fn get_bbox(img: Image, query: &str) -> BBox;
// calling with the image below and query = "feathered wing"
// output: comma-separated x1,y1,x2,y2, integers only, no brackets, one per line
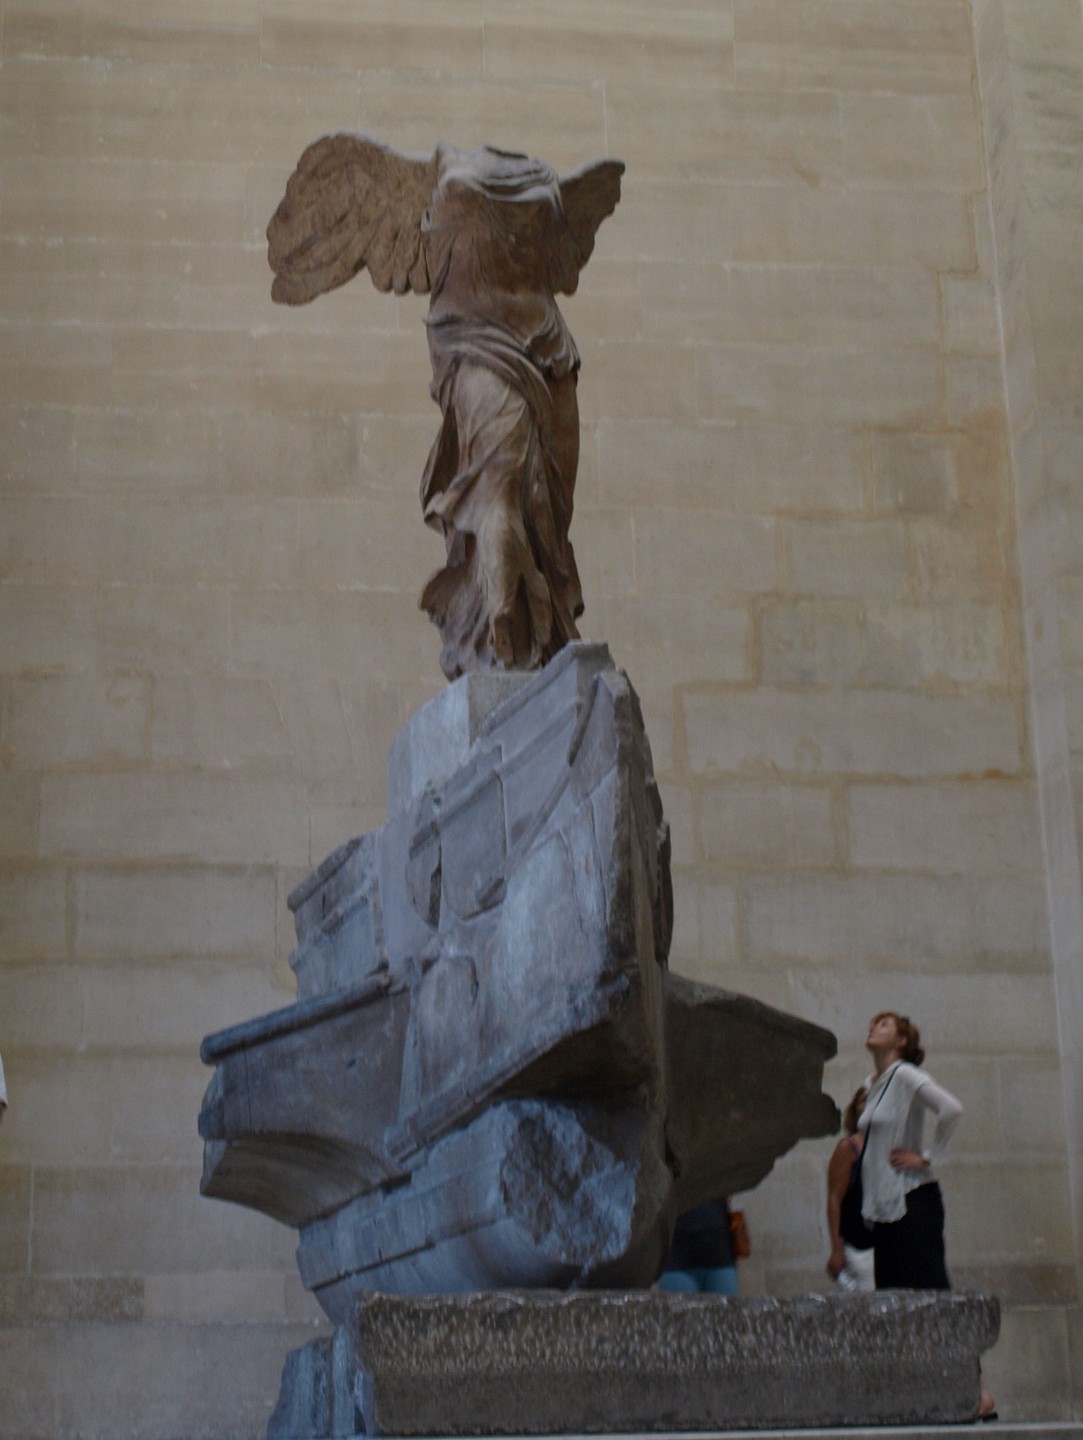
551,158,625,295
267,133,438,304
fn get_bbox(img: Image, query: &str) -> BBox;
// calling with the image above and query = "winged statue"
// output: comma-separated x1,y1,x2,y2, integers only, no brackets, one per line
268,134,624,680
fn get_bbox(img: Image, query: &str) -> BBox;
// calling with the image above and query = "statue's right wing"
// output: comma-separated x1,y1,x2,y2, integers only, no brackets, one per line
550,158,625,295
267,133,438,304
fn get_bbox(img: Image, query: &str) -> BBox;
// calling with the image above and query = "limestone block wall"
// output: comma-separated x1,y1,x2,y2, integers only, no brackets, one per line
972,1,1083,1391
0,0,1077,1431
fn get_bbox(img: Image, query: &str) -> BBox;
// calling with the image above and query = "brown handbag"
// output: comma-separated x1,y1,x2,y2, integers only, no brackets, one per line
729,1207,751,1260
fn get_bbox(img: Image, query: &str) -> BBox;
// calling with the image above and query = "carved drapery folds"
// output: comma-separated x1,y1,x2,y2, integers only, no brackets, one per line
268,135,624,679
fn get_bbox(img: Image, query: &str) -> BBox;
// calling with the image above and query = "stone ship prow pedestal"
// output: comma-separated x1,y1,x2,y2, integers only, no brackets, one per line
198,643,997,1433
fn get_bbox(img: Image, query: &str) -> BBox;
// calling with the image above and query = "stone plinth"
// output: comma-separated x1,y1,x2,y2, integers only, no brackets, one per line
344,1290,1000,1436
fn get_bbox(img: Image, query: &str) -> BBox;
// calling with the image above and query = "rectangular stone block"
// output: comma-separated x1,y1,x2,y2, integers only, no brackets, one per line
0,320,112,405
759,599,865,687
0,404,77,487
202,407,426,501
0,584,97,671
784,518,910,600
97,583,232,673
0,57,360,166
0,865,68,961
0,1167,31,1273
872,432,958,515
696,343,940,427
668,872,739,971
151,676,292,769
578,338,698,422
67,405,299,498
269,679,358,785
947,354,1009,426
861,603,1010,688
734,0,974,95
635,512,776,599
731,184,974,268
0,1054,115,1165
0,1325,58,1436
349,1290,998,1433
789,967,1061,1059
1005,0,1083,153
747,872,1048,971
307,787,388,869
927,1056,1004,1157
108,1056,212,1165
0,1276,142,1326
596,419,866,515
3,0,260,64
999,1056,1077,1154
949,1162,1075,1268
0,157,248,244
682,688,1022,779
351,76,606,165
589,597,749,691
0,775,40,860
910,519,1008,602
562,259,642,346
483,1,732,85
74,866,277,961
253,331,432,420
0,237,289,334
839,93,985,187
53,1320,321,1440
942,274,1003,355
295,495,447,595
111,327,423,416
656,780,696,867
645,262,939,350
260,0,482,76
4,674,149,768
79,959,291,1055
39,773,310,866
949,1261,1078,1307
1,494,282,587
32,1165,297,1276
699,782,836,869
602,180,733,267
231,590,437,688
0,964,84,1053
609,84,842,185
982,1302,1074,1421
849,781,1042,874
1020,143,1083,255
142,1269,301,1324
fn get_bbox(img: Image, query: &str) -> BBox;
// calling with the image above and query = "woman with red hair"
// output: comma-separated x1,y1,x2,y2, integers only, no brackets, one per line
857,1011,995,1419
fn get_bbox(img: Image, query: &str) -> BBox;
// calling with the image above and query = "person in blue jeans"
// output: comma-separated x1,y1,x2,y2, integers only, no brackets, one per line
658,1196,738,1294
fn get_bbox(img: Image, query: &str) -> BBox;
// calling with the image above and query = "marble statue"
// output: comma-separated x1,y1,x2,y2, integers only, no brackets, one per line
268,135,624,680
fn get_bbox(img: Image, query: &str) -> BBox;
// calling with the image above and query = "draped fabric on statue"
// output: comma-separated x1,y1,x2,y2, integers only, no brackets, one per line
416,147,586,678
266,134,623,679
419,317,583,679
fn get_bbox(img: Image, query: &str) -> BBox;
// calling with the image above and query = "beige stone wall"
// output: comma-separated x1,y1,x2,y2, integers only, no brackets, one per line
0,0,1078,1430
971,0,1083,1404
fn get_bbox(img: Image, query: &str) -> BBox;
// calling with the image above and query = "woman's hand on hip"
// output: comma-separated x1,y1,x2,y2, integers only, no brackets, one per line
889,1148,928,1172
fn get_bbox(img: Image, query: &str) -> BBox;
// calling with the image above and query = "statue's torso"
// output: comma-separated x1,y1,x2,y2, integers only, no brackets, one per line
423,145,578,379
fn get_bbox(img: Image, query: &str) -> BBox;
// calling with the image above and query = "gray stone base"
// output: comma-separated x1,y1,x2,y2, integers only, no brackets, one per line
269,1289,1001,1437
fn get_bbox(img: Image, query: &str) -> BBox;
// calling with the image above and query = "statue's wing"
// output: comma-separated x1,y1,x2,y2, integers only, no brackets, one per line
267,133,438,304
552,158,625,295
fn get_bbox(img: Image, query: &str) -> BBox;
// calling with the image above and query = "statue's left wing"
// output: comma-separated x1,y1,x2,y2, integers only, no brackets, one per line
268,133,438,304
551,158,625,295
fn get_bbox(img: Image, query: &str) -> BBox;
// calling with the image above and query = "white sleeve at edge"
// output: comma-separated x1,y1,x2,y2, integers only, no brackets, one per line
913,1073,963,1163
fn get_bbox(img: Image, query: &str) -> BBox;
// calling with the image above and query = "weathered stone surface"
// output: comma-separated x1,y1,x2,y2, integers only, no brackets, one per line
200,645,836,1310
342,1289,1001,1435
